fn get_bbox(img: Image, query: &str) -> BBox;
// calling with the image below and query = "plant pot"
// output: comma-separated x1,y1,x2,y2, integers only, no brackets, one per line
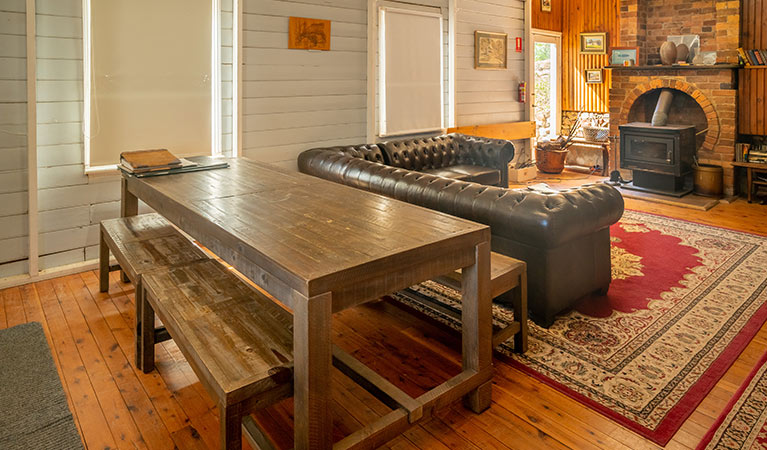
535,147,569,174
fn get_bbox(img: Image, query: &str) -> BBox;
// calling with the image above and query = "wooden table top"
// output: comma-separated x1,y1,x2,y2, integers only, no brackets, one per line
124,158,490,298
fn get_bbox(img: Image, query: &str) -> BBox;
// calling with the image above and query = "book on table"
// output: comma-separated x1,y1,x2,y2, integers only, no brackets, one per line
119,149,184,173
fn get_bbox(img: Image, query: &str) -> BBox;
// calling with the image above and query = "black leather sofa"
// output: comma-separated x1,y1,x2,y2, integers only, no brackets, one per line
298,134,624,327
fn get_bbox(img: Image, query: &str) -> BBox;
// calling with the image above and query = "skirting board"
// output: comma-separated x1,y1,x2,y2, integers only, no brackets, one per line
0,258,106,290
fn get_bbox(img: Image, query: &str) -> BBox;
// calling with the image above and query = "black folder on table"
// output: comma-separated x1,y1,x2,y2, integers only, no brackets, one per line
120,156,229,178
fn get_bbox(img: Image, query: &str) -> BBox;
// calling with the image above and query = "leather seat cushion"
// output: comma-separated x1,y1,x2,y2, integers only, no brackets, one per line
423,168,471,181
446,165,501,186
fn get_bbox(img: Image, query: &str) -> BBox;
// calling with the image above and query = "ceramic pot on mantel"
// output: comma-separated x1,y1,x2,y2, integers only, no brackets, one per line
660,41,677,65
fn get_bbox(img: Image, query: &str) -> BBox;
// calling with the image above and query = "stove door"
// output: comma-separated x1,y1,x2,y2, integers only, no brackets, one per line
620,132,680,176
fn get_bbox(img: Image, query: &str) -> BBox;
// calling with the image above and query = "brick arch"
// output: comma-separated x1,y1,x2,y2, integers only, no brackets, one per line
617,78,721,153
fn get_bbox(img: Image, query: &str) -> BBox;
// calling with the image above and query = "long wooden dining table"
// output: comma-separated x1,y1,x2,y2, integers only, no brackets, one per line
120,158,493,449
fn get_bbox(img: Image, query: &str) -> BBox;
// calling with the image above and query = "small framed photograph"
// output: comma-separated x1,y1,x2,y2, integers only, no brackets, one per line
580,32,607,54
585,69,603,84
541,0,552,12
474,31,507,70
609,46,639,66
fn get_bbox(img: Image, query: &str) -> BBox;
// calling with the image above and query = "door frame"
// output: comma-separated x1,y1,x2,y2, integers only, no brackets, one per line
528,29,562,140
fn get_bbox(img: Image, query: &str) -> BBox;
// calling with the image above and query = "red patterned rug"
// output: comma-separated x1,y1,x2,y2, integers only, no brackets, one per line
697,351,767,450
391,210,767,445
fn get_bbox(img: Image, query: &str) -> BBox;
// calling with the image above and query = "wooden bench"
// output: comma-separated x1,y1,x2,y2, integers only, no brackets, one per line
140,259,293,450
402,252,528,351
99,213,209,369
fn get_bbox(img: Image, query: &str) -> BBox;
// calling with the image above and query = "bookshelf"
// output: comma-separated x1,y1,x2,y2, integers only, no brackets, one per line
740,0,767,136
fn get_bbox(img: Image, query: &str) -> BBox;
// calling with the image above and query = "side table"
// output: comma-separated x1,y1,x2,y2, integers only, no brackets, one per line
732,161,767,203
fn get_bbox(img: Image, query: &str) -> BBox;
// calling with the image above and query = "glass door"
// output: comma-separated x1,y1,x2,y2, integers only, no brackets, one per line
531,31,561,140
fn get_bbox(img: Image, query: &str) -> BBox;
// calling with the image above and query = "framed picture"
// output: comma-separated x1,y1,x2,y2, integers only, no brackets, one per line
541,0,552,12
585,69,603,84
288,17,331,51
580,32,607,54
609,46,639,66
474,31,507,70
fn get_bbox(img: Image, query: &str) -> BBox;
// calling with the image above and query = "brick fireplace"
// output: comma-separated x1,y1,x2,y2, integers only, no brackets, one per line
610,0,740,195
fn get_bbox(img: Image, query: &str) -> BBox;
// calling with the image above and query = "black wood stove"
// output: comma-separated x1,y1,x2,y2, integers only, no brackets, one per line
619,122,696,197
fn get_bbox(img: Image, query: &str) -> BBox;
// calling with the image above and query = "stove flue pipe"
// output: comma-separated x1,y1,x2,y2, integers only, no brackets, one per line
651,89,674,126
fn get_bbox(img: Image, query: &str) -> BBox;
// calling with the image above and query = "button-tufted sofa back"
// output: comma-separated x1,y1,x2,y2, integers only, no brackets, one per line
383,135,461,170
381,134,514,175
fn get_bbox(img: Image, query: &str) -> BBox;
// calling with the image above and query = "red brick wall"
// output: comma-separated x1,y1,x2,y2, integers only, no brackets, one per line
619,0,739,65
609,68,737,194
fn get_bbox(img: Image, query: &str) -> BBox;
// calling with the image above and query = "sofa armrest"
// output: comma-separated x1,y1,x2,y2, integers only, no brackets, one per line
454,134,515,186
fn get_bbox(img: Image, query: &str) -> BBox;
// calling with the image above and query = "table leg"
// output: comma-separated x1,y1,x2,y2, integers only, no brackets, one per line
461,241,492,413
293,291,333,450
512,270,528,353
120,177,138,282
219,401,243,450
747,168,753,203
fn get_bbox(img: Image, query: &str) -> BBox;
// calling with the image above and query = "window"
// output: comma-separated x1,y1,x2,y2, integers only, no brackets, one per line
378,6,444,137
83,0,226,171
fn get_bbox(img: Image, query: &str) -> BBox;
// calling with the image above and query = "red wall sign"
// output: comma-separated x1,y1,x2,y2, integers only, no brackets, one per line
515,37,523,52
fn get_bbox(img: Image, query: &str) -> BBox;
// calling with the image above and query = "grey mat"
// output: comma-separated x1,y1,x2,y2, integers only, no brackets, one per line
0,322,83,450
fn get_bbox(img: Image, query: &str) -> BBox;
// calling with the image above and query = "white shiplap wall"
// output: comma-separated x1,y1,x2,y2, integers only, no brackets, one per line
1,0,528,280
455,0,526,126
34,0,123,270
240,0,527,168
240,0,368,169
0,1,29,278
222,0,234,156
0,0,236,280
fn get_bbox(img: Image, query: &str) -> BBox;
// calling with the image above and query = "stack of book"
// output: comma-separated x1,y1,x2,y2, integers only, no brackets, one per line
119,149,185,174
737,48,767,66
737,142,767,163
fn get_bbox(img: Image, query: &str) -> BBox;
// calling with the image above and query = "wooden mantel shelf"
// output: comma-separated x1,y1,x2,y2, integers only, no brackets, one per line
607,65,741,70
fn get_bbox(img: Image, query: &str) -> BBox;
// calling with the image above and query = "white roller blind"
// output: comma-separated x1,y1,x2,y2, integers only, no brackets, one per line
380,8,443,137
87,0,212,168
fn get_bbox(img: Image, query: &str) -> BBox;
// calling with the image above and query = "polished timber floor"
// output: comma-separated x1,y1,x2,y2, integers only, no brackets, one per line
1,173,765,450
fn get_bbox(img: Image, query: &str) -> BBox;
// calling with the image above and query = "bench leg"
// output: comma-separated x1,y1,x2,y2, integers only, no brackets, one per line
139,281,155,373
219,401,243,450
120,178,137,283
99,228,110,293
512,271,528,353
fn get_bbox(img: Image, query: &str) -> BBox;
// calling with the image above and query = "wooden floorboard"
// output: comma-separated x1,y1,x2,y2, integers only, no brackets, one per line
2,173,766,449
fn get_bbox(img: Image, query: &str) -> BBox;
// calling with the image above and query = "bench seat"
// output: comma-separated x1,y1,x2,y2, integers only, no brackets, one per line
140,259,294,450
402,252,528,351
99,213,209,369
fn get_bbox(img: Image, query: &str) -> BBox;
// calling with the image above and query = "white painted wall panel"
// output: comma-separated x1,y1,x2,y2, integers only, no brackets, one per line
0,4,27,277
455,0,526,126
241,0,368,166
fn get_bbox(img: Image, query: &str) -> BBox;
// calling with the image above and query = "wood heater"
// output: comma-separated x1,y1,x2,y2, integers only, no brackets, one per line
619,122,696,197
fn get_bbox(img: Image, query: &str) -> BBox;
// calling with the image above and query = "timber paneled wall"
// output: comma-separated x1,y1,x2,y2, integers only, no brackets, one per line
455,0,526,126
240,0,368,170
222,0,234,156
34,0,124,271
561,0,619,113
739,0,767,136
0,0,28,278
0,0,234,280
531,0,563,32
